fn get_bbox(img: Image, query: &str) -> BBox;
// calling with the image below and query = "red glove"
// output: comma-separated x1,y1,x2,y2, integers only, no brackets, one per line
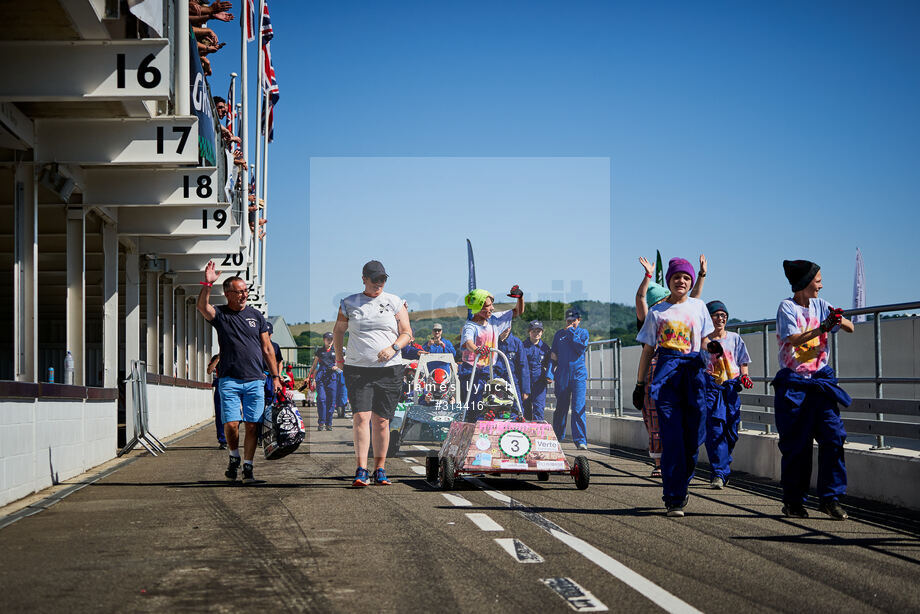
475,345,491,359
820,308,844,332
507,284,523,298
740,374,754,389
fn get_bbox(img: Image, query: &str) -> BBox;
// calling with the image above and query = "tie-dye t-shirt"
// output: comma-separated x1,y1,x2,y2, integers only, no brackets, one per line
776,297,837,376
637,298,714,354
461,310,514,367
701,331,751,385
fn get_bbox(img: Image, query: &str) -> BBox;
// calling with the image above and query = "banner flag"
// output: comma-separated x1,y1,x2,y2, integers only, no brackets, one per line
853,248,867,323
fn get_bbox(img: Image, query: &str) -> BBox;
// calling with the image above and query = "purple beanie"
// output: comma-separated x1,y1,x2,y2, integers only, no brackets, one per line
665,257,696,287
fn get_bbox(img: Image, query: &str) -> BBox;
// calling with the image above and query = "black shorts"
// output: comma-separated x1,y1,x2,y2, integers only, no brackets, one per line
343,364,403,421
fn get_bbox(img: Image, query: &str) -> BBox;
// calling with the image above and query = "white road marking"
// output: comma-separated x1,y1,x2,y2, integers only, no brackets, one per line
541,577,608,611
412,445,431,451
467,478,703,614
409,465,427,475
402,457,417,464
465,513,504,531
442,493,472,507
495,538,544,563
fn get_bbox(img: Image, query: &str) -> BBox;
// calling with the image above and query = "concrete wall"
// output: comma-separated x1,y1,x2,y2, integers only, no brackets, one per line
0,398,117,508
146,383,213,437
546,409,920,510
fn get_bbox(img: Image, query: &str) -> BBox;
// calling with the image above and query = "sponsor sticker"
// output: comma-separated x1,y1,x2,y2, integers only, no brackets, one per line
536,460,566,471
472,453,492,467
475,434,491,451
500,460,528,470
533,438,559,452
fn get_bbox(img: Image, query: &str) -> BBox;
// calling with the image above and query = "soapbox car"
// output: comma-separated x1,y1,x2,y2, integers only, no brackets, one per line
387,353,465,457
424,348,589,490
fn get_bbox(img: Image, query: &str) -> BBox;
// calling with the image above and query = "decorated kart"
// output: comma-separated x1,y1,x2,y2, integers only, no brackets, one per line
424,348,589,490
387,353,465,457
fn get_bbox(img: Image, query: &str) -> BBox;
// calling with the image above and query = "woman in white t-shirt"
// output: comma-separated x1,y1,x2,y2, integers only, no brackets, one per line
333,260,412,487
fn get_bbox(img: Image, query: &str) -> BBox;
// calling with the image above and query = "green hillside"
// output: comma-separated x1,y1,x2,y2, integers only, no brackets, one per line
293,299,640,363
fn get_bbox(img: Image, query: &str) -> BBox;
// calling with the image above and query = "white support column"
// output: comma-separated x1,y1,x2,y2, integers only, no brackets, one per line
175,0,190,116
144,257,164,374
66,206,85,385
102,221,119,388
240,4,251,250
124,251,140,438
186,299,197,380
13,162,37,382
161,273,175,376
175,289,186,379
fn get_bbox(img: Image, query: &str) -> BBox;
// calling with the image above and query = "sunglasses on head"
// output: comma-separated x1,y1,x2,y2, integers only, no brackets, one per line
370,275,388,284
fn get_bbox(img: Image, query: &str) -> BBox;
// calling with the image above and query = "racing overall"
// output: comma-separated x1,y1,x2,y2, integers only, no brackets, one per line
522,339,552,421
422,338,456,374
314,346,338,427
335,370,349,412
494,332,531,407
704,375,742,482
551,326,589,446
772,366,850,505
650,348,708,508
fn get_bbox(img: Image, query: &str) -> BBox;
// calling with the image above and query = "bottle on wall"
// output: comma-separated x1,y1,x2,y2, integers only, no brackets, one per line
64,351,74,385
48,366,54,383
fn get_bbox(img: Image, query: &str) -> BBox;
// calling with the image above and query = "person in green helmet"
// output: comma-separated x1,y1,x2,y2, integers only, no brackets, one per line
459,285,524,411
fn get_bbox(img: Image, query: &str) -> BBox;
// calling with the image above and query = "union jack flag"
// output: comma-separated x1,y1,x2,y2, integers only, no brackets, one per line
261,1,273,42
226,80,237,150
246,0,256,42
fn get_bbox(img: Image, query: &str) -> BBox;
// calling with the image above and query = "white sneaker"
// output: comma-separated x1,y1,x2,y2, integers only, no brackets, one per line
575,443,588,450
710,477,725,490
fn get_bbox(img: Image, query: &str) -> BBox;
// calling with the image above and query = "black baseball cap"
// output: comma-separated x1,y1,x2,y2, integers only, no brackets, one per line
362,260,388,280
323,332,333,340
565,309,581,321
529,320,544,330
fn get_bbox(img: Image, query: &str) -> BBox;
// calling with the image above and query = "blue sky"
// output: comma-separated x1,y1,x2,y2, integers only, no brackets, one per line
209,1,919,323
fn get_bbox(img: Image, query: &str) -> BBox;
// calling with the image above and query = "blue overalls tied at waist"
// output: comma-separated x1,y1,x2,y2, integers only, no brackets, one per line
706,376,742,426
772,366,851,412
649,349,706,408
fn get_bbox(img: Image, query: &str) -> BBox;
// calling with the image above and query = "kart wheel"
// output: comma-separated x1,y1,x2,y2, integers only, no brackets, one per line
386,430,401,458
537,472,550,482
439,457,456,490
425,455,439,482
572,455,590,490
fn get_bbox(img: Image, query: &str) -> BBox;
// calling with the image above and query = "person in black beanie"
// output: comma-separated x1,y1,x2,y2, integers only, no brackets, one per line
773,259,854,520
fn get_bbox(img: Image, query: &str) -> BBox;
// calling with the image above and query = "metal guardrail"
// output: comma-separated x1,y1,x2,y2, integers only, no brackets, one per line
118,361,167,457
585,338,623,417
725,300,920,448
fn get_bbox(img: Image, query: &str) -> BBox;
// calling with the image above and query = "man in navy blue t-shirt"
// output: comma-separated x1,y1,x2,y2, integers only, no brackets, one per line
198,261,282,484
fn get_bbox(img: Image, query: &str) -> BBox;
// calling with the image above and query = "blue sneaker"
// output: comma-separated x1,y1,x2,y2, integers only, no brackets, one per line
373,468,391,486
352,467,370,487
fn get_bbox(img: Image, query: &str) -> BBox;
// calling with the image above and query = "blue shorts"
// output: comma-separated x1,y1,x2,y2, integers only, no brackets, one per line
218,377,265,423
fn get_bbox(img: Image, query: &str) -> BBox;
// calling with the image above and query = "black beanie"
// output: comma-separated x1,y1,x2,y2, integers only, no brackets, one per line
783,260,820,292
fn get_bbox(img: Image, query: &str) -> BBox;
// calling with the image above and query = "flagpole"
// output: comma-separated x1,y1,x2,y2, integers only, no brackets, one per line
240,2,250,251
251,0,265,287
260,86,270,307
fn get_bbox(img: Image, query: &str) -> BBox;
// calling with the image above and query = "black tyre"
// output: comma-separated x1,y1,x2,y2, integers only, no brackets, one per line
573,455,590,490
425,455,439,482
537,472,550,482
386,430,401,458
439,456,456,490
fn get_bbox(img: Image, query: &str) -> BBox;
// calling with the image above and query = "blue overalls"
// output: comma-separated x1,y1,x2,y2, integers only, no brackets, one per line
335,370,348,410
212,372,226,445
704,375,742,482
650,348,708,508
315,347,338,427
772,366,851,505
551,327,589,446
522,339,552,421
494,333,531,407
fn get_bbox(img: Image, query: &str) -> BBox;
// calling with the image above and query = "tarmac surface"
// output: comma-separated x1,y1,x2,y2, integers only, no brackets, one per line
2,407,920,613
